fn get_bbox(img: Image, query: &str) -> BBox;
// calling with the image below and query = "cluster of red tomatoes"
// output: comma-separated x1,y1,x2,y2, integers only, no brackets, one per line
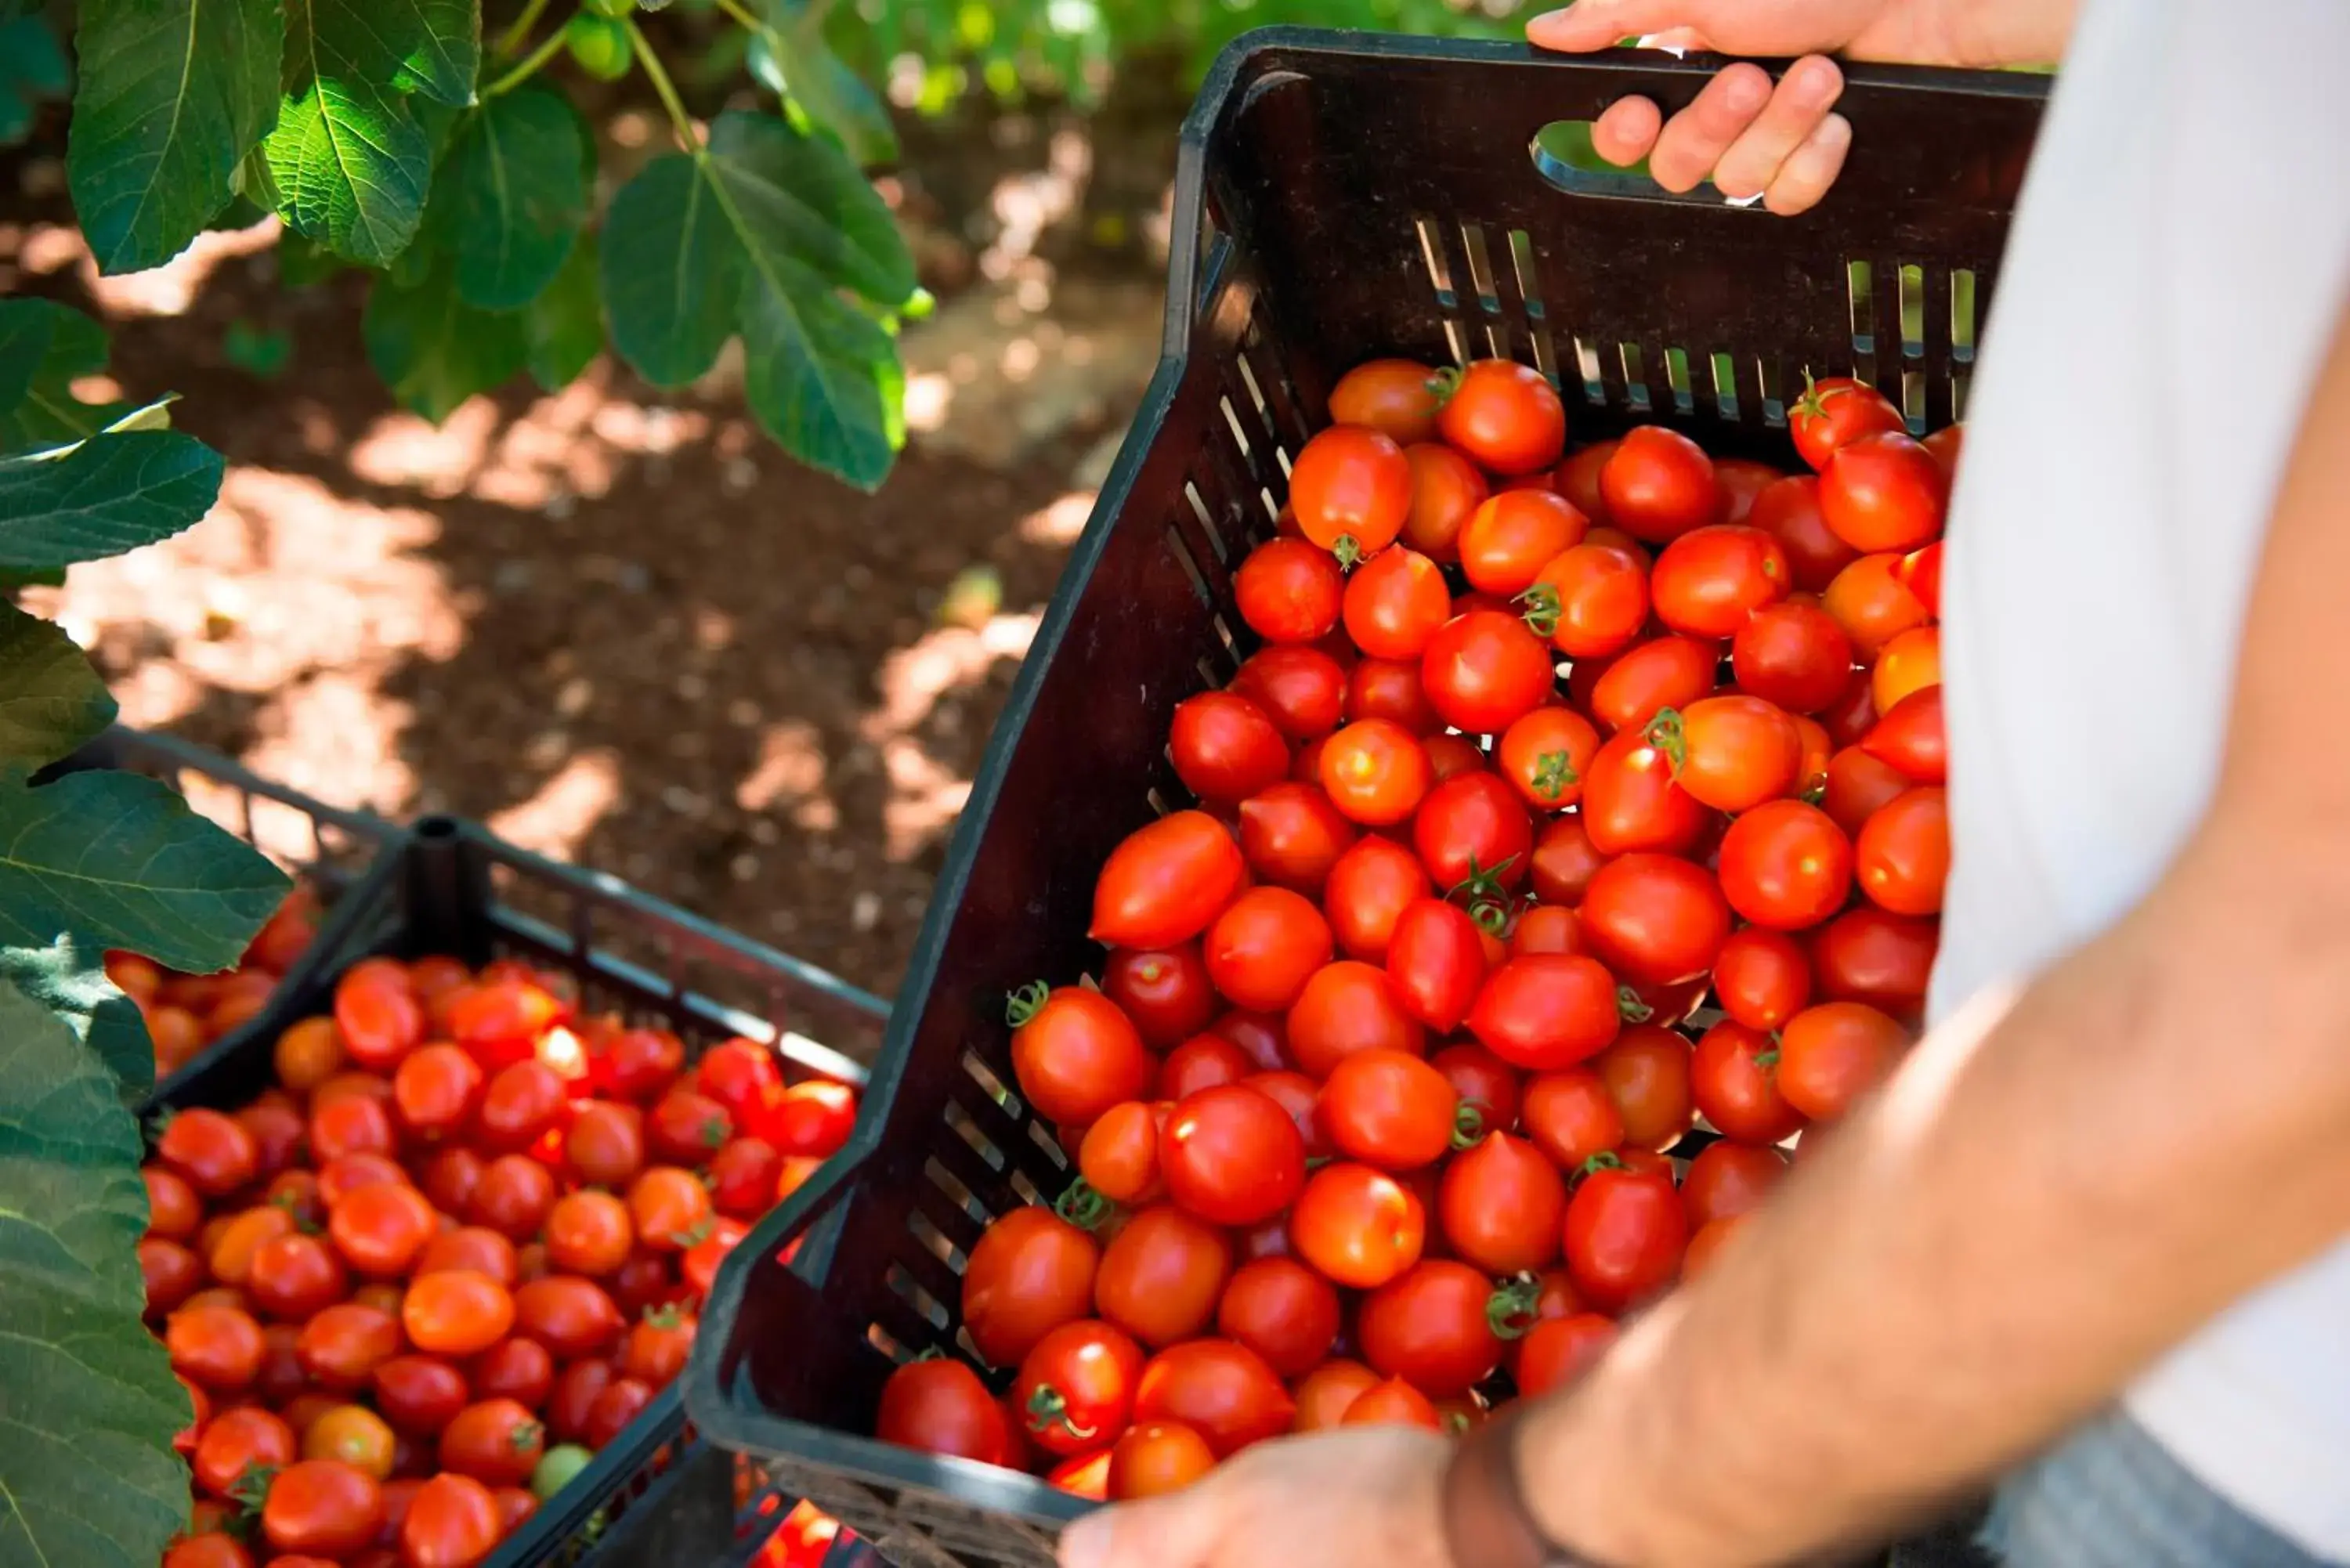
144,954,859,1568
870,357,1951,1500
114,888,324,1075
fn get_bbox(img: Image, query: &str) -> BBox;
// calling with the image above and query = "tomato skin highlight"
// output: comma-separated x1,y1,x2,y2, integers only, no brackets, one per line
1856,787,1950,916
1712,927,1813,1031
1716,800,1855,932
1318,718,1434,827
1436,360,1566,476
1161,1085,1307,1227
1289,1162,1426,1289
1012,1320,1146,1458
1420,610,1556,735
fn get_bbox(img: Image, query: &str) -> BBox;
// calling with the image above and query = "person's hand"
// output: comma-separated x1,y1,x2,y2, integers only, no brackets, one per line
1525,1,1990,215
1057,1427,1455,1568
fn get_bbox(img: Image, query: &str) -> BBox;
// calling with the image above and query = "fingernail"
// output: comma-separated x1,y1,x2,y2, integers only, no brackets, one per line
1061,1512,1112,1568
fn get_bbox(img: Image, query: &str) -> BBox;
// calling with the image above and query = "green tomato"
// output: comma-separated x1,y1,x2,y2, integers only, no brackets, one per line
533,1443,596,1501
584,0,635,16
564,12,633,80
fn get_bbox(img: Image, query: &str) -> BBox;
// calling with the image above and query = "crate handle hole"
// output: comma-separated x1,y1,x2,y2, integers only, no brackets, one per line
414,815,462,842
1530,121,1744,208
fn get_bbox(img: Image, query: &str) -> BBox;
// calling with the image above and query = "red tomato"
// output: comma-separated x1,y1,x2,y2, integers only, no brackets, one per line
1331,359,1441,444
262,1461,383,1558
1465,955,1621,1070
1822,744,1915,837
759,1079,857,1160
544,1359,614,1444
1292,1359,1383,1433
1094,1205,1231,1348
1170,691,1290,805
158,1108,260,1198
696,1039,784,1126
1211,1009,1289,1074
1011,1319,1145,1458
194,1406,296,1499
1717,800,1854,931
1132,1339,1296,1456
142,1237,205,1318
1401,443,1489,560
1078,1102,1166,1205
1600,426,1719,544
1420,610,1556,735
1285,960,1424,1078
403,1270,516,1357
954,1212,1100,1363
1732,599,1856,716
1321,837,1430,961
1107,1421,1217,1501
1513,905,1582,957
1810,906,1937,1014
1515,1313,1619,1397
1161,1085,1306,1226
1435,359,1565,476
1712,927,1813,1031
1593,1026,1696,1151
372,1355,469,1436
1681,1140,1788,1229
877,1357,1012,1465
1823,552,1931,658
602,1027,685,1104
1650,524,1788,638
1690,1021,1807,1144
705,1136,783,1219
1289,1162,1424,1288
1345,656,1441,734
1580,853,1732,987
327,1180,437,1278
1089,811,1247,949
1497,706,1601,813
1203,887,1333,1013
647,1089,732,1165
1439,1132,1565,1274
1856,788,1949,915
1649,695,1802,814
1319,718,1434,826
1751,475,1859,594
1430,1042,1521,1135
335,974,423,1075
1589,635,1716,735
1564,1159,1687,1312
584,1375,654,1447
1520,1068,1626,1171
1384,898,1491,1032
1217,1257,1341,1378
1159,1033,1251,1100
1358,1259,1508,1395
1820,431,1946,553
1863,685,1947,785
1526,541,1649,660
1101,944,1217,1050
1791,374,1904,471
1235,537,1343,645
1290,426,1412,563
511,1277,625,1360
1459,491,1588,597
1318,1050,1459,1171
1529,815,1610,903
314,1150,403,1209
1553,440,1615,518
475,1060,566,1153
1412,771,1535,907
1008,986,1153,1128
1777,1002,1911,1122
1236,783,1358,894
1343,546,1453,659
1341,1376,1442,1430
1244,1069,1329,1159
1713,457,1782,523
1231,645,1347,740
470,1154,556,1242
1893,538,1944,617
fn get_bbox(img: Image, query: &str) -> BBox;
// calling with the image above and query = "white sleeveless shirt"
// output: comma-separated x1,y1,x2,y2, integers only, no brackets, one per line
1925,0,2350,1555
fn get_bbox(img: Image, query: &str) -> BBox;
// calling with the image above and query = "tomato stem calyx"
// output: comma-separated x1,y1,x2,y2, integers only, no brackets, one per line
1332,534,1365,571
1531,750,1578,800
1004,981,1051,1029
1052,1178,1115,1233
1025,1384,1097,1440
1515,583,1562,638
1426,367,1463,408
1578,1151,1625,1181
1615,986,1654,1024
1452,1100,1488,1150
1643,706,1688,771
1487,1276,1542,1340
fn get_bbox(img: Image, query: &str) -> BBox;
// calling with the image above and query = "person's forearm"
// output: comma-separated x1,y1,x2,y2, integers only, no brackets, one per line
1930,0,2079,67
1515,826,2350,1567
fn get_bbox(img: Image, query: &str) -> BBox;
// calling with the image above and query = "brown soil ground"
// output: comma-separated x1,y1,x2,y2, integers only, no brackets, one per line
6,88,1180,1017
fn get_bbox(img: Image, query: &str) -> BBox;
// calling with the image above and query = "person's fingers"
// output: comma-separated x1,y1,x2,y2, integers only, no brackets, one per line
1646,62,1773,193
1763,111,1853,215
1711,56,1846,200
1526,0,1702,53
1059,1486,1228,1568
1590,96,1665,167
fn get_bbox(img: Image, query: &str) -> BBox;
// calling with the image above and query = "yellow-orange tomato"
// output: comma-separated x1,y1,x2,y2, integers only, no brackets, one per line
1871,624,1941,715
273,1016,346,1097
1821,553,1929,659
302,1404,397,1480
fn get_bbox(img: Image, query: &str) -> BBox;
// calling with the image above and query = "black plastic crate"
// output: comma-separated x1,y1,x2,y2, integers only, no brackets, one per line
153,817,889,1568
687,28,2045,1568
49,725,407,1101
